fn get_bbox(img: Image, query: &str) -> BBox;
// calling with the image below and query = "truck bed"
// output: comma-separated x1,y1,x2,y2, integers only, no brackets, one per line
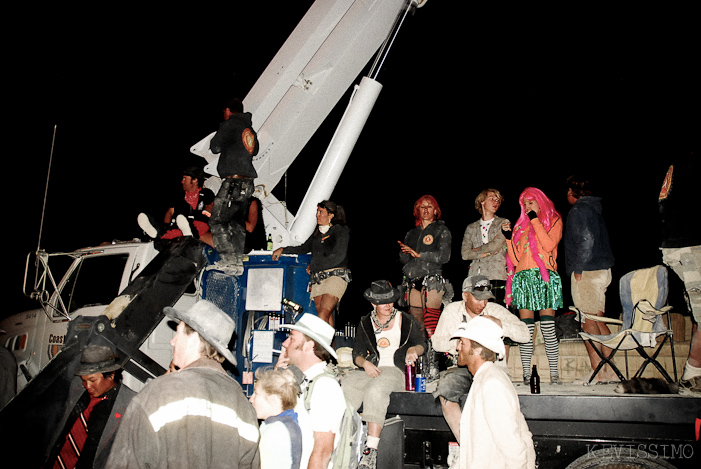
382,381,701,468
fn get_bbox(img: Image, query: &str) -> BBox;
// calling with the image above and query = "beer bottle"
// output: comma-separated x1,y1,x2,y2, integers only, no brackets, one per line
530,365,540,394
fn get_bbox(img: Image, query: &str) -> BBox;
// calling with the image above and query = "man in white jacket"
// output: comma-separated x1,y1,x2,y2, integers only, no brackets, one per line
432,275,529,440
454,317,536,469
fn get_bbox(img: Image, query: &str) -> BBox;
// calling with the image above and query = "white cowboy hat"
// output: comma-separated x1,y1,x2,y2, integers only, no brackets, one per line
452,316,505,359
280,313,337,359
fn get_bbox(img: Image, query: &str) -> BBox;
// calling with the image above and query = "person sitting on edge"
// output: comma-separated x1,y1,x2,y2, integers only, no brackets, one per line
138,165,215,246
342,280,426,469
431,275,529,442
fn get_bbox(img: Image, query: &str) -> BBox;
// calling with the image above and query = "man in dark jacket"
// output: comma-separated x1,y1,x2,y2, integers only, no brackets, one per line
46,344,136,468
105,300,260,468
564,175,617,383
209,98,260,275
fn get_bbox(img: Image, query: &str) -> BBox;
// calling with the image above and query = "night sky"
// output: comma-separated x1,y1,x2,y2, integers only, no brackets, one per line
10,3,697,324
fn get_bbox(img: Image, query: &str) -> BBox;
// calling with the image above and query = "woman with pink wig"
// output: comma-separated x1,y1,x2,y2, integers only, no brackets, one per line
502,187,564,385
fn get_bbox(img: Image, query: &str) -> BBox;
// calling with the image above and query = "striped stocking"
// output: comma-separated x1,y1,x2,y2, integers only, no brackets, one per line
520,319,535,379
424,307,441,338
540,315,560,379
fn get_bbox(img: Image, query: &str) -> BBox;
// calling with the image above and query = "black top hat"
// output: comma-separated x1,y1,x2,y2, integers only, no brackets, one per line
363,280,401,305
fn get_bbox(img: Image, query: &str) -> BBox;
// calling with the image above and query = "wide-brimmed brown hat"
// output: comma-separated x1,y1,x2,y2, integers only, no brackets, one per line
74,344,121,376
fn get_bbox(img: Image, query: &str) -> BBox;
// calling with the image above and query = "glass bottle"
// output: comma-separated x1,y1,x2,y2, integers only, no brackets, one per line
530,365,540,394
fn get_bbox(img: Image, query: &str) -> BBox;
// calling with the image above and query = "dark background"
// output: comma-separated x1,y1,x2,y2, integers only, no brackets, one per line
9,3,697,326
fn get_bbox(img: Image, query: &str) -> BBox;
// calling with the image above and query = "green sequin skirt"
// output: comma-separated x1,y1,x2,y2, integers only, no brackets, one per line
511,268,563,311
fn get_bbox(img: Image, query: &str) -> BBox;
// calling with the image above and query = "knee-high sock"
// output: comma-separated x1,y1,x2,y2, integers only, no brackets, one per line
520,319,535,378
540,315,560,377
424,307,441,338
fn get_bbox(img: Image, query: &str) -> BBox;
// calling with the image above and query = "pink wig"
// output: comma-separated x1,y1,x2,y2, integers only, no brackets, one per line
412,195,442,226
505,187,561,306
515,187,560,232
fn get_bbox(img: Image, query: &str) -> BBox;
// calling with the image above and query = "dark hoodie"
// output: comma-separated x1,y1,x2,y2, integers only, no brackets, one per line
210,111,259,178
564,196,615,275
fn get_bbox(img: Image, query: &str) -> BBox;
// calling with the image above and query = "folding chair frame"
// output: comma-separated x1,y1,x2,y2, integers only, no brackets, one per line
577,300,678,385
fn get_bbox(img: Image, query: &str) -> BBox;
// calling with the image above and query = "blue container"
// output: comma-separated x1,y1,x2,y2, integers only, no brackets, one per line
415,375,426,393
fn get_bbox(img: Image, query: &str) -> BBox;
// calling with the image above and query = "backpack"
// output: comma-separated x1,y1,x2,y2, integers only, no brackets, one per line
304,369,366,469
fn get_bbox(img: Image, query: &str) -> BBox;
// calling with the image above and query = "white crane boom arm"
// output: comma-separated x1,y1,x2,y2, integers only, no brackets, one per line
190,0,424,246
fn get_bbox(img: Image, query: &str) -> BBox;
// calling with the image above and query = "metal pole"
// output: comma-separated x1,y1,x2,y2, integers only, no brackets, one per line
37,125,57,252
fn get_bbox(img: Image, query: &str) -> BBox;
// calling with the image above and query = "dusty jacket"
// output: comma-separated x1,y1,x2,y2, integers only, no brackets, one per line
564,196,614,275
353,311,427,370
461,216,509,281
105,358,260,468
400,220,452,278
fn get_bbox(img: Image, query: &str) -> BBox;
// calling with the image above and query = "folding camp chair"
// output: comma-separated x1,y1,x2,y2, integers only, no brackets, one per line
573,265,677,384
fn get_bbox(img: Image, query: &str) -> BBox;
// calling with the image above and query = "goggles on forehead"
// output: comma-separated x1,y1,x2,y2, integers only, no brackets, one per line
472,283,492,292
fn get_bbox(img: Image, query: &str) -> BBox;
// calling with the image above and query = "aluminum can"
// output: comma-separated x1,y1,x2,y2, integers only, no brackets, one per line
415,375,426,392
405,364,415,391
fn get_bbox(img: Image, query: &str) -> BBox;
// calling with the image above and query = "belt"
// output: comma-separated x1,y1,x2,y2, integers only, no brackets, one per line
311,268,352,285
